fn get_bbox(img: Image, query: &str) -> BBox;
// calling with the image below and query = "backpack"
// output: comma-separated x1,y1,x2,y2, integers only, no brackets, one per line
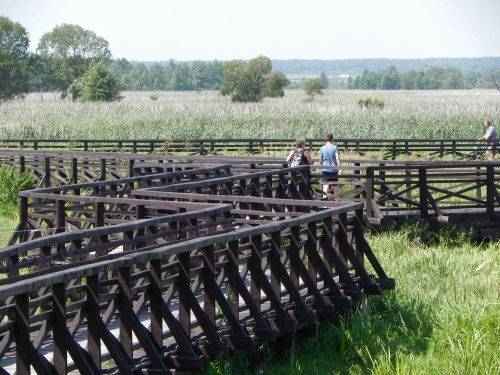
290,149,307,167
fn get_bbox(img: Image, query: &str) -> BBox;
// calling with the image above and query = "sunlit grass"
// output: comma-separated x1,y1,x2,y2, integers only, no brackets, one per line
0,90,497,141
0,216,17,247
257,223,500,374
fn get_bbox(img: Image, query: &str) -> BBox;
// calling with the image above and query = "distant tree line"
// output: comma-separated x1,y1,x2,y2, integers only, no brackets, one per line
2,15,500,104
344,65,500,90
271,57,500,76
112,62,500,91
108,59,224,91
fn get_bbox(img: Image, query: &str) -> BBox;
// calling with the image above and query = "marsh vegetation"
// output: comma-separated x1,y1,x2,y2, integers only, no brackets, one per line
0,89,498,141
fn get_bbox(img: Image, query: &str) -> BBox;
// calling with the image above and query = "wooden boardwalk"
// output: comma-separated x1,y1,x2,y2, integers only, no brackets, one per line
3,148,500,374
0,266,335,374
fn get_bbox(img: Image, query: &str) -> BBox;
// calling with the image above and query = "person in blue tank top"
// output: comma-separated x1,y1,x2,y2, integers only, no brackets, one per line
319,133,342,199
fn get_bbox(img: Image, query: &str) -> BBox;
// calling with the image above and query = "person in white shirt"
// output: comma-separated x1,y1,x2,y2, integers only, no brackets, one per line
478,120,497,160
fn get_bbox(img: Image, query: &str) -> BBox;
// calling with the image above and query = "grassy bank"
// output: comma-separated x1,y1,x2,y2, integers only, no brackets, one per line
204,223,500,374
0,90,498,140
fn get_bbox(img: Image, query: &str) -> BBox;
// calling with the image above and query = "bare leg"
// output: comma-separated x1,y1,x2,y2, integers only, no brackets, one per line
322,183,329,197
332,184,340,199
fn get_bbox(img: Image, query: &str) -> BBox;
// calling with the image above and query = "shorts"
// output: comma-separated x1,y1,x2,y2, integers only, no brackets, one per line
322,170,338,183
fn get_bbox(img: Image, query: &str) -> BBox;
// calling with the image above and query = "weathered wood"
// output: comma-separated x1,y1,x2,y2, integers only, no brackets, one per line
0,138,490,160
0,153,403,374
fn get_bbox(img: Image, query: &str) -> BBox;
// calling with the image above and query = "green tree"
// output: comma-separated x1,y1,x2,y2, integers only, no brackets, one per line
0,16,30,102
476,68,500,89
319,72,330,89
108,58,133,88
124,63,149,90
190,60,206,92
423,64,445,89
463,70,480,89
68,61,123,102
359,69,380,89
402,69,424,90
220,55,289,102
203,60,224,90
303,78,323,99
28,54,57,100
263,72,289,98
169,63,191,90
148,63,166,90
38,24,111,93
442,67,464,89
380,65,401,90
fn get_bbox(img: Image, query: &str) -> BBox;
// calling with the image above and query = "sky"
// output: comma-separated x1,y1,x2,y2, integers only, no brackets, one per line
1,0,500,61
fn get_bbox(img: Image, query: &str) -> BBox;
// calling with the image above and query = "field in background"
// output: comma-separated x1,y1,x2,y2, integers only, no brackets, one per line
0,90,498,141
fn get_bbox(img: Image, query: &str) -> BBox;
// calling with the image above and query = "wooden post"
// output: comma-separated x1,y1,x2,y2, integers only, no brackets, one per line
129,159,135,178
178,250,191,339
250,234,263,309
337,213,349,284
270,231,281,304
228,240,240,319
307,221,318,295
72,157,78,185
487,165,494,215
52,282,67,374
15,292,30,375
149,259,164,353
289,226,300,290
419,168,428,218
322,216,334,275
99,159,106,181
87,273,101,373
118,266,133,365
95,202,107,257
45,156,51,187
366,169,374,218
56,200,65,253
19,196,28,243
203,244,216,326
354,208,365,267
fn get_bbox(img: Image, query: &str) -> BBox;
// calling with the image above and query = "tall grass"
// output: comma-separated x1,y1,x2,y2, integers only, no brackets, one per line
0,165,36,218
232,222,500,374
0,90,498,140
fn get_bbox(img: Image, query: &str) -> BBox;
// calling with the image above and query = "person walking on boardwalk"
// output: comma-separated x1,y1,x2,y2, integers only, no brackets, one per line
478,120,497,160
287,139,314,167
287,139,314,200
319,133,341,199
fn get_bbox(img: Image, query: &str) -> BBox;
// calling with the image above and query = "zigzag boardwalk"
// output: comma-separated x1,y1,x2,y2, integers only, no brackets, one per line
0,156,393,374
2,147,500,373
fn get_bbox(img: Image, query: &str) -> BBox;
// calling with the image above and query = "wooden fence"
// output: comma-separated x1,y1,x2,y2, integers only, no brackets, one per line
0,173,393,373
0,138,489,160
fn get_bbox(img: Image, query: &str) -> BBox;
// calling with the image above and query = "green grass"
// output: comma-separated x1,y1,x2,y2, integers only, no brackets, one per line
0,90,497,141
0,216,18,247
253,223,500,375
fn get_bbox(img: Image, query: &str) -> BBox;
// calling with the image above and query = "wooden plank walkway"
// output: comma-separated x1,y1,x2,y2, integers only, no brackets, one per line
0,267,318,374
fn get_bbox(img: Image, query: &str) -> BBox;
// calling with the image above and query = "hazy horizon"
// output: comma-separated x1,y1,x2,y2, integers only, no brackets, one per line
2,0,500,61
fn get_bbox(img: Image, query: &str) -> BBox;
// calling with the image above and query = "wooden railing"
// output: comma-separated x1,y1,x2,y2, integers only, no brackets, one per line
0,201,393,374
0,151,397,374
6,150,499,228
0,138,489,160
9,164,233,246
312,162,500,220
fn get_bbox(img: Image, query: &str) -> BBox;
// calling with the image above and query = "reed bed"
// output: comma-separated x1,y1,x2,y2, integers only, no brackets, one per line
1,90,499,141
